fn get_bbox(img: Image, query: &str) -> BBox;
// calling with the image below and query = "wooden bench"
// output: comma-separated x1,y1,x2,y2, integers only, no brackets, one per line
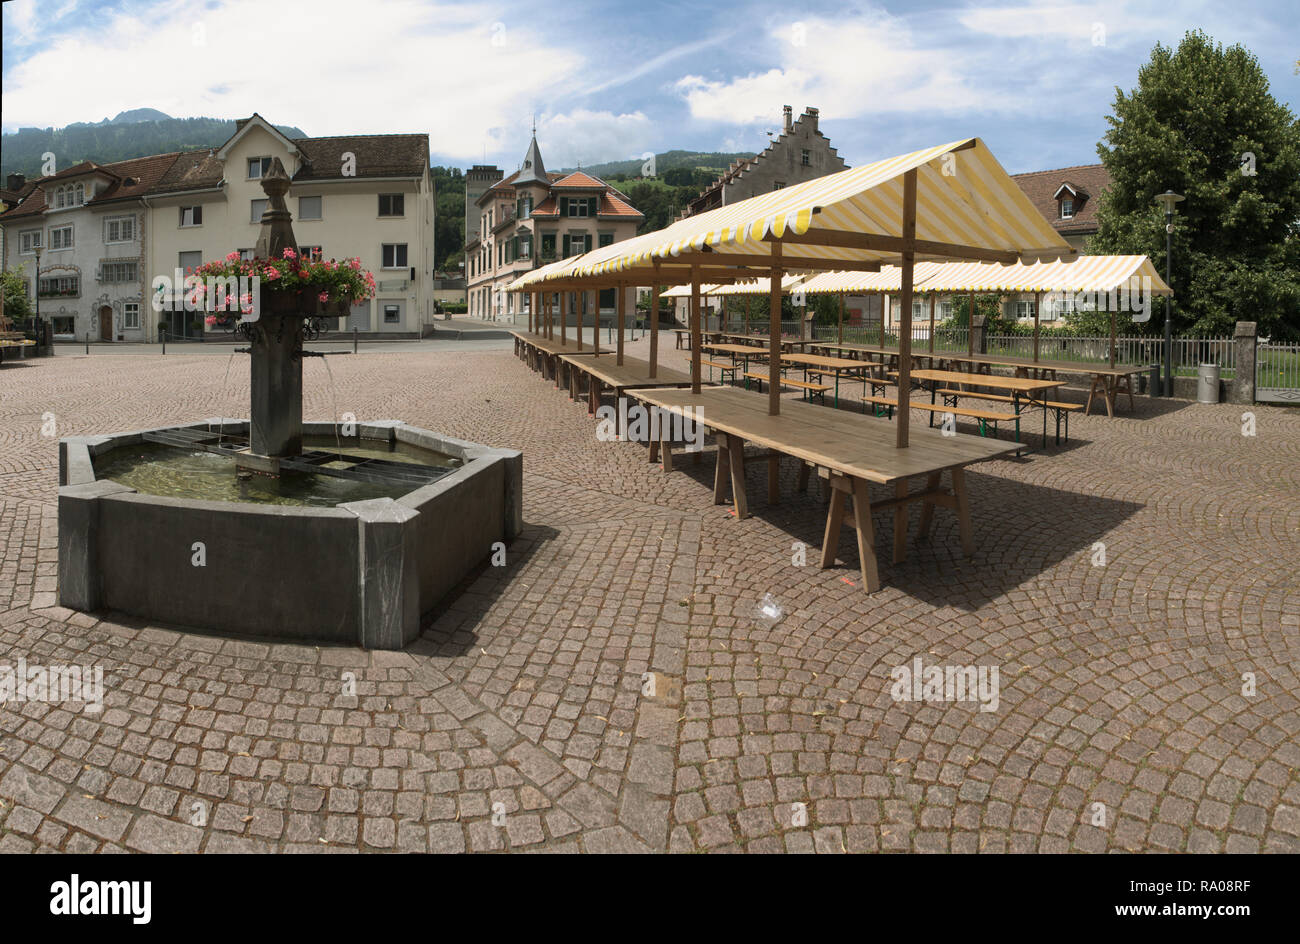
863,394,1008,438
744,371,832,403
702,359,739,383
935,388,1082,444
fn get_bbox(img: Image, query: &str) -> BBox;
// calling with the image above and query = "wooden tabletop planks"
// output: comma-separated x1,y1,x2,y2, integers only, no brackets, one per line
628,386,1016,484
903,368,1066,393
511,331,601,357
559,353,696,389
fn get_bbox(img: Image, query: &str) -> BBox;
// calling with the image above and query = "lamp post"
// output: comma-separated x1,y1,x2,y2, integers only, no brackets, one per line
33,246,43,354
1154,190,1184,396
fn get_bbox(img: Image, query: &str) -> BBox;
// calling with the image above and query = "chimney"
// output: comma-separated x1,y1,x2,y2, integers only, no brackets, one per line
782,105,793,134
7,173,25,191
803,107,819,134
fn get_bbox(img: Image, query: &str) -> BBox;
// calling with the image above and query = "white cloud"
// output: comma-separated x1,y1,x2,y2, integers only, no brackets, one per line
536,110,655,169
675,12,987,126
0,0,582,161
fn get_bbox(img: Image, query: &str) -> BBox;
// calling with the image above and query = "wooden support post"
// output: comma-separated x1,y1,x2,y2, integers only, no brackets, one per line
880,292,886,347
592,290,599,357
769,244,783,416
950,467,975,556
690,266,702,394
576,292,583,351
767,454,780,505
1033,290,1041,363
967,292,975,358
713,436,730,503
892,480,908,564
838,292,845,345
916,471,943,539
726,433,748,518
896,167,917,450
929,294,936,355
1109,308,1117,369
851,477,881,592
649,277,660,379
820,488,846,569
797,461,811,493
560,292,567,346
616,283,625,366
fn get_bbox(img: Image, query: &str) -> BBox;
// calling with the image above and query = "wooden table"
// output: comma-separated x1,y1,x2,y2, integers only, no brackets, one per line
702,342,771,376
895,368,1066,445
628,386,1017,593
720,333,819,352
779,353,882,407
808,342,946,371
511,331,599,385
559,353,698,418
936,353,1142,417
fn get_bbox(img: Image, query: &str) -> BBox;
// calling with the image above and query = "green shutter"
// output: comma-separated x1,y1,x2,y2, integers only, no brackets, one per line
562,234,570,256
589,197,598,217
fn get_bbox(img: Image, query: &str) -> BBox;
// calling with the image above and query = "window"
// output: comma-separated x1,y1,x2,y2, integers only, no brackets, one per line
562,234,588,256
541,234,556,258
250,199,267,223
123,302,140,329
1015,300,1037,320
599,288,615,309
298,246,322,261
52,316,75,336
19,230,41,253
238,248,255,261
519,236,531,258
378,194,404,217
39,276,79,296
298,196,322,220
561,196,593,218
381,243,408,268
75,183,84,205
1060,198,1074,219
49,225,73,249
100,261,139,283
180,205,203,227
599,233,614,248
801,149,810,166
248,157,272,178
178,251,203,275
383,304,401,324
773,181,785,191
104,215,135,242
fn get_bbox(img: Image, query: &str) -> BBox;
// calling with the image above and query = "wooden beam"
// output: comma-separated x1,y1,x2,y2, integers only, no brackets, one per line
616,282,625,366
929,293,936,355
896,167,917,450
560,291,567,346
649,268,660,379
675,249,883,272
778,230,1019,265
769,241,783,417
838,291,844,346
690,266,702,394
1033,290,1041,363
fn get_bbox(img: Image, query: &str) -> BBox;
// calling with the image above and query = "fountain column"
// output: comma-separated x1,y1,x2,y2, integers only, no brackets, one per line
248,158,303,460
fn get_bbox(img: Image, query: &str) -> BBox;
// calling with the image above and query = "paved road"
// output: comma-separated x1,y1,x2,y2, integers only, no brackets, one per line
2,337,1298,853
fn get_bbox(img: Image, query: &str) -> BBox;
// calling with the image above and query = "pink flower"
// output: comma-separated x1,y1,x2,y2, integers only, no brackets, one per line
283,248,297,260
266,269,281,280
225,251,239,262
205,315,218,326
318,292,329,302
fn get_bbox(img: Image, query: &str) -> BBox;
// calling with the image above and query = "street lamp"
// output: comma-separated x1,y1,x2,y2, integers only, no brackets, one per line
33,246,43,354
1154,190,1184,396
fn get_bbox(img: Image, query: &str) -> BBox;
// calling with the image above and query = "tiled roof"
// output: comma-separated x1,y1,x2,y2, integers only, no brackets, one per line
530,197,559,217
1011,163,1110,235
293,133,427,180
552,171,605,189
597,193,643,219
0,152,185,219
152,149,224,195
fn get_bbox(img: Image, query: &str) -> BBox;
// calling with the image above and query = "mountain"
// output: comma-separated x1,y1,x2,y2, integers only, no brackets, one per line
556,149,753,181
1,114,308,179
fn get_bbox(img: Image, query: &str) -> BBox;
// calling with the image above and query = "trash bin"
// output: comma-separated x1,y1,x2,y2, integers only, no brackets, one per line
1197,363,1220,403
1148,365,1162,398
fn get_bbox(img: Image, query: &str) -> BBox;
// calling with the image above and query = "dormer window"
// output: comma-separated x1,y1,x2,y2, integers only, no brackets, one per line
1060,198,1074,219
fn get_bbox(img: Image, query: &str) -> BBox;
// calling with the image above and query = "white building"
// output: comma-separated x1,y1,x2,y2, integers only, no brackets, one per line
1,114,436,341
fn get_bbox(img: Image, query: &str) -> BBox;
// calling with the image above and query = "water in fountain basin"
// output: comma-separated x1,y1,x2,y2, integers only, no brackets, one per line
93,436,460,507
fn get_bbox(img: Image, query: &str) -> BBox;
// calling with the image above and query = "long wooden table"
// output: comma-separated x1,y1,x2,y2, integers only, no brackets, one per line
895,368,1067,445
512,331,599,385
628,386,1017,592
778,353,881,406
938,353,1142,417
720,332,819,351
558,353,698,417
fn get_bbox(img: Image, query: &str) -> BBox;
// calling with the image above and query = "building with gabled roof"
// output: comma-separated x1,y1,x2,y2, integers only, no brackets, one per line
466,132,643,323
1010,163,1111,252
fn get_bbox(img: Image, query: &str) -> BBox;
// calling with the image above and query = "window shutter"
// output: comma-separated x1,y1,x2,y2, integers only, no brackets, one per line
562,234,570,256
589,197,598,217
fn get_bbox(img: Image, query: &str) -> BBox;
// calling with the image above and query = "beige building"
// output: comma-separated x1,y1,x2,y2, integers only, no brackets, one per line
0,114,436,341
466,134,643,323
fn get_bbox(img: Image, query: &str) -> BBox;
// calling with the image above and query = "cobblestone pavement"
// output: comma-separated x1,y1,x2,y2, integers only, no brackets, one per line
2,335,1298,853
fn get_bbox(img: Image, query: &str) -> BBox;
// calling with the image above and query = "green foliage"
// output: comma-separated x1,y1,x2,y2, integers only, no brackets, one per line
1,265,34,324
1091,30,1300,339
431,165,465,273
1,115,305,179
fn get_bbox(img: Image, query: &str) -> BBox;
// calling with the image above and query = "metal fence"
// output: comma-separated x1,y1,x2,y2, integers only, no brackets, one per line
1256,341,1300,402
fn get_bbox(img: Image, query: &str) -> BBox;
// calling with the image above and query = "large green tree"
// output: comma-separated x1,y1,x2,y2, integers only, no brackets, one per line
1091,31,1300,339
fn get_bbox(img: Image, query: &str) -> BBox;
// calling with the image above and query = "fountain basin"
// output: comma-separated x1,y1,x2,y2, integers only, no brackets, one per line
58,419,522,650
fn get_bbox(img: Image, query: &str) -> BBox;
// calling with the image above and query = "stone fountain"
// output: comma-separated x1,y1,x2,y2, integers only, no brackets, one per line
57,161,522,649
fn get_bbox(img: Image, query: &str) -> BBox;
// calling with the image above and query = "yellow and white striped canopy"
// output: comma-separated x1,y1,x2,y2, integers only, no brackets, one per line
661,283,724,299
565,137,1070,280
797,255,1171,296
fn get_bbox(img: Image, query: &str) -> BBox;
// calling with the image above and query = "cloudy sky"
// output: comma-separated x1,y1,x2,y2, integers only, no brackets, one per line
2,0,1296,175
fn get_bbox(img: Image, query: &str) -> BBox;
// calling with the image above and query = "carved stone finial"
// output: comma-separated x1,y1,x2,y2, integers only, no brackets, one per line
253,157,297,262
